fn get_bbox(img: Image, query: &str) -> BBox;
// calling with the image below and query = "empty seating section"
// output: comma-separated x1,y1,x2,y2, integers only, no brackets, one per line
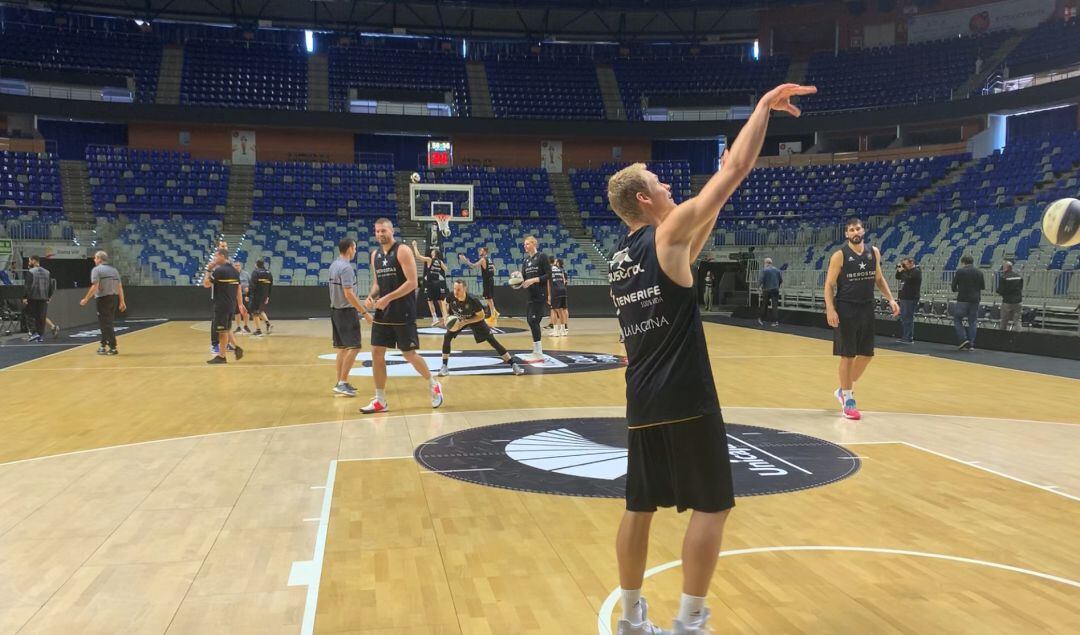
1007,17,1080,73
613,55,790,120
242,216,371,285
2,210,73,240
253,160,396,217
181,39,307,109
485,57,604,119
726,155,965,220
97,214,221,285
0,151,63,211
418,167,556,220
87,146,229,215
0,22,160,102
327,43,470,114
912,132,1080,214
801,32,1011,112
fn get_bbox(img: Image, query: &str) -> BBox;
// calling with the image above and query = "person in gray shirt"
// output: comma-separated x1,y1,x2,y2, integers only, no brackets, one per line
329,238,373,397
233,261,253,335
22,255,52,342
80,250,127,355
758,257,783,326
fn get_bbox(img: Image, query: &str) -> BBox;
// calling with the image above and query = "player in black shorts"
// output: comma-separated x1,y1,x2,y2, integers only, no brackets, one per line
414,241,449,327
361,218,443,413
437,280,524,377
824,217,899,421
606,84,817,634
549,257,569,336
248,260,273,336
517,235,551,361
202,249,247,364
459,246,500,325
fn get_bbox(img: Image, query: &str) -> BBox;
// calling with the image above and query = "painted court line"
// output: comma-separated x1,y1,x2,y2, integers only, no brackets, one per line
596,545,1080,635
727,434,813,475
290,459,338,635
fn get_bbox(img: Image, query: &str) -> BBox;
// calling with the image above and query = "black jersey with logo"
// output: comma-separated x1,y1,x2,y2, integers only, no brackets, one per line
835,242,877,304
210,263,239,311
551,264,567,295
480,257,495,285
609,226,720,427
250,267,274,299
522,251,551,302
448,292,485,319
426,257,446,286
373,242,416,323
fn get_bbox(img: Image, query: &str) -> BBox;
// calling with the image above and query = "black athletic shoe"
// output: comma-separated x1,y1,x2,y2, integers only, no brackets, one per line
51,323,60,338
253,330,263,337
97,346,108,355
243,326,252,333
958,340,970,350
107,349,119,356
207,356,227,364
233,346,244,361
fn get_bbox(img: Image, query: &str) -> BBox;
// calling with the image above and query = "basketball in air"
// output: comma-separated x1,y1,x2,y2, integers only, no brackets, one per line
441,225,452,238
508,271,524,289
444,315,460,331
1041,198,1080,247
410,172,421,183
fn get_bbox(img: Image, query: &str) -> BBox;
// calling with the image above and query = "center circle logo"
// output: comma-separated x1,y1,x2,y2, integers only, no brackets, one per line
415,418,860,497
317,350,626,377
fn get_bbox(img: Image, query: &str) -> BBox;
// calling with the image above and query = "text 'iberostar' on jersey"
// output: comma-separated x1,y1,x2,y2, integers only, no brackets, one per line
448,292,485,319
835,242,877,304
372,242,416,323
609,226,720,427
522,251,551,302
551,264,567,295
426,258,446,285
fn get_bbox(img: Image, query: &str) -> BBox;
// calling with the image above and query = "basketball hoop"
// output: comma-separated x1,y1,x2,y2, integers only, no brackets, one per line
434,213,452,237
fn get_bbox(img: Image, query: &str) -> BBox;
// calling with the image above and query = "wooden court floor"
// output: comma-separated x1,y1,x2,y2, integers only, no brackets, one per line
0,318,1077,634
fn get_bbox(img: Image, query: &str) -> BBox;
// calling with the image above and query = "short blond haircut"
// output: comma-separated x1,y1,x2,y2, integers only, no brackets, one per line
607,162,650,225
524,235,537,246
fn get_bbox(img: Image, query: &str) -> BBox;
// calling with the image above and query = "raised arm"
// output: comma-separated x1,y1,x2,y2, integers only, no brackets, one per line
458,254,481,269
411,241,432,264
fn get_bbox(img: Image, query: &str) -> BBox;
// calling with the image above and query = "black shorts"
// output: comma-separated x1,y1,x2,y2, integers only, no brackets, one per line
446,320,492,344
551,294,567,310
249,295,267,315
833,301,876,357
212,306,233,333
426,285,446,303
482,279,495,300
331,307,362,350
371,322,420,352
626,414,735,513
526,300,547,322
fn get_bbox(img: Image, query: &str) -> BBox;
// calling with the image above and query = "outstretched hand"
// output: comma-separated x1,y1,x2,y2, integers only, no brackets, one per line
759,84,817,118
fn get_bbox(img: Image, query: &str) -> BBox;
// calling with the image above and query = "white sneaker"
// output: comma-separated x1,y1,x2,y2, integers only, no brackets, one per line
522,352,546,362
332,383,357,397
672,608,710,634
360,398,389,414
430,381,444,408
616,598,669,635
834,388,845,409
511,362,524,375
437,366,449,377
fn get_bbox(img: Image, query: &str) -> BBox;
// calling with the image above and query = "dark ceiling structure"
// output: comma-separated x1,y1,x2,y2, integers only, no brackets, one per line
20,0,780,40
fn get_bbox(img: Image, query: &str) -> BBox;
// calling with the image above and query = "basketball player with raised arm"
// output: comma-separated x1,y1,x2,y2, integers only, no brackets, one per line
824,217,899,420
606,83,816,635
519,236,551,361
459,246,500,325
437,279,524,376
413,241,449,327
362,218,443,413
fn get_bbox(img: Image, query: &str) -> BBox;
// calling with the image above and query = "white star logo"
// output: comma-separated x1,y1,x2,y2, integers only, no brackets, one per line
859,262,867,270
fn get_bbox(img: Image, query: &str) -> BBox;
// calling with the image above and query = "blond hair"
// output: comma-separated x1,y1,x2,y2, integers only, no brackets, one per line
607,163,651,225
524,235,537,246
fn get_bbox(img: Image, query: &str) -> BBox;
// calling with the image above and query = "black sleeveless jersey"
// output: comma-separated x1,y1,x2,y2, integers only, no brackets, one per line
448,292,485,319
835,242,877,304
609,226,721,427
373,242,416,323
425,257,446,286
480,257,495,285
522,251,550,303
551,264,567,295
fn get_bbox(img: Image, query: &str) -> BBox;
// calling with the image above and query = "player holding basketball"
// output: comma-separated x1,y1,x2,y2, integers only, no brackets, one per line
413,241,449,327
437,280,524,377
459,246,500,325
518,236,551,361
824,217,899,420
606,83,816,634
361,218,443,413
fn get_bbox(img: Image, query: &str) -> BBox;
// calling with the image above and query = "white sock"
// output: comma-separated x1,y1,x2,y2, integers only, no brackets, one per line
533,341,542,355
842,389,854,401
375,389,386,402
429,377,437,388
677,593,706,625
620,589,642,623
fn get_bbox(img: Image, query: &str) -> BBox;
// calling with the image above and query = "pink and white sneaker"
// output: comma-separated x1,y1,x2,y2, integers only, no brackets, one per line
430,381,444,408
842,398,861,420
360,398,389,414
